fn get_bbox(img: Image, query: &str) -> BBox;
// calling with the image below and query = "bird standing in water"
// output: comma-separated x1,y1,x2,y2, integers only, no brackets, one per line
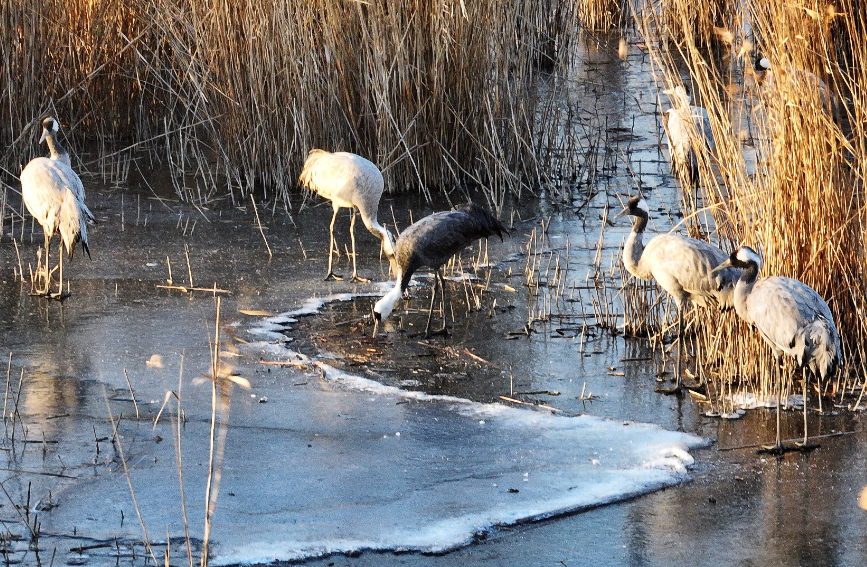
662,86,716,186
713,246,840,453
373,203,508,338
19,117,93,299
298,149,395,282
615,196,740,394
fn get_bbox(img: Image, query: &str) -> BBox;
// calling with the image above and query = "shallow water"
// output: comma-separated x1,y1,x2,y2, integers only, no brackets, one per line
0,34,865,567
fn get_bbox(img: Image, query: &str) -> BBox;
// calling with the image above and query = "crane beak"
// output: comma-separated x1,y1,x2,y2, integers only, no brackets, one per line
612,206,629,221
39,128,49,144
711,258,734,275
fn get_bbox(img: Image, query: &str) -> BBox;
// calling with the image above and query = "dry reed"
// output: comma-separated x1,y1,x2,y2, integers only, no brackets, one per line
628,0,867,411
1,0,593,207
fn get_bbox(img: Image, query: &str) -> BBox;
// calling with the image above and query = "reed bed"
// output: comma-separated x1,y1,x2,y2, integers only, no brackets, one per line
1,0,592,209
628,0,867,411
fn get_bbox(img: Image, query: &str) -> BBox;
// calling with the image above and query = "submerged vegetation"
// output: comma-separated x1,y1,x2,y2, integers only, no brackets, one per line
1,0,867,409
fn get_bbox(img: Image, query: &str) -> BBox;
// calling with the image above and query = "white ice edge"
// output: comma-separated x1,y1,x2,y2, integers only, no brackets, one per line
228,291,710,566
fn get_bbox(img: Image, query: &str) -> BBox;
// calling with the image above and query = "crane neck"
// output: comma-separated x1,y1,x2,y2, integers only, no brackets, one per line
732,261,759,323
45,134,71,167
622,212,648,278
374,278,404,321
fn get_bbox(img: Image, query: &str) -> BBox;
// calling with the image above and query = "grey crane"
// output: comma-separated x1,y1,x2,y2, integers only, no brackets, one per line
19,117,94,299
662,86,716,186
615,196,741,394
713,245,840,452
372,203,507,338
754,56,833,110
298,149,395,282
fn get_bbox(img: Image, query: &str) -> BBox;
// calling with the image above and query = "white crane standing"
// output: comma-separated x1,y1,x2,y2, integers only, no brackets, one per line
662,86,716,186
19,117,93,299
713,245,840,452
616,196,741,394
373,203,507,338
298,149,395,282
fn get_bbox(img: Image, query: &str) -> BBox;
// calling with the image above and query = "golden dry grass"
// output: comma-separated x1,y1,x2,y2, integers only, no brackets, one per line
630,0,867,409
1,0,593,207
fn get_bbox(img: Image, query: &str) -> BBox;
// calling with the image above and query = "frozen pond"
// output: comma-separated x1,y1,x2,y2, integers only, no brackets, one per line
0,34,866,567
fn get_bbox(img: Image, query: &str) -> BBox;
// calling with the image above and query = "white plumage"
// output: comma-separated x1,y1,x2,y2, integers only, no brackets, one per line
616,196,740,393
373,203,507,338
662,86,716,185
19,117,93,298
713,245,840,451
298,149,395,282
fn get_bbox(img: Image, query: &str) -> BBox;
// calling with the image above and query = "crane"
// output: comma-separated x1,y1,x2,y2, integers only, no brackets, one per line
372,203,507,338
754,56,833,111
662,86,716,186
298,149,395,282
713,245,840,452
616,196,741,394
19,117,93,299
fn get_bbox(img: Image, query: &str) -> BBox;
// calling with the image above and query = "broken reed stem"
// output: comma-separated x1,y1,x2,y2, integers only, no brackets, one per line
174,351,194,567
107,402,158,565
250,195,272,259
3,354,10,430
201,298,220,567
184,244,194,290
123,370,140,420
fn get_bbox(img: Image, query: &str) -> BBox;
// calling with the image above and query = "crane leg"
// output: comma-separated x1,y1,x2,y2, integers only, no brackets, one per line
656,302,684,395
31,232,52,296
423,273,439,338
796,367,818,449
325,207,343,281
432,270,449,336
424,270,450,338
763,358,785,452
52,240,69,300
759,356,807,455
348,209,370,283
776,369,783,449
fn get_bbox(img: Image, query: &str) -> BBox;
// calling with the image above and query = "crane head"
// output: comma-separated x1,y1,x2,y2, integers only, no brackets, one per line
712,246,762,275
39,117,59,144
613,196,648,221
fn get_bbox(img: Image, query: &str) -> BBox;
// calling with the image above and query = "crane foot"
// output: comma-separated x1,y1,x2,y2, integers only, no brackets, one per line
350,275,371,283
324,272,344,282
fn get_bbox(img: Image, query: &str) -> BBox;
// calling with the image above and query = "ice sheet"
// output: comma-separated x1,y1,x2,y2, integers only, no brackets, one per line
40,294,707,566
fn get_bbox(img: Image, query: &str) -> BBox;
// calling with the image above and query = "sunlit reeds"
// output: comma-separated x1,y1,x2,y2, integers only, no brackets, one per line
629,0,867,411
2,0,591,208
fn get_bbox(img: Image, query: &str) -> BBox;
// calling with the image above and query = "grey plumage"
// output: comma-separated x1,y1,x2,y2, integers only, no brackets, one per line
713,245,840,451
616,196,741,393
298,149,395,282
663,86,716,185
754,56,834,110
19,117,94,298
373,203,508,338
